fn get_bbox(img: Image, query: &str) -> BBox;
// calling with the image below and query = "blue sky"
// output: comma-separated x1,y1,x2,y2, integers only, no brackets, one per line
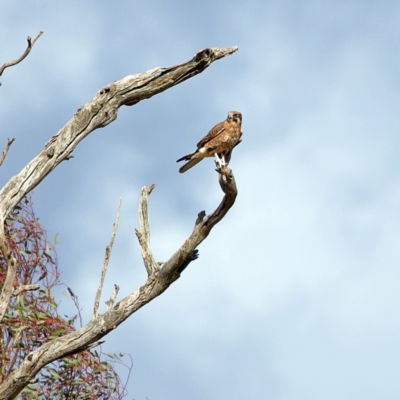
2,1,400,399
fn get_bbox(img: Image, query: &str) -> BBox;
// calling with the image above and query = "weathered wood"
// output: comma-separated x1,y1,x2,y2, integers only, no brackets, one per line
0,45,237,329
0,46,238,220
0,165,237,399
135,184,159,276
93,198,122,319
0,46,239,399
0,138,15,166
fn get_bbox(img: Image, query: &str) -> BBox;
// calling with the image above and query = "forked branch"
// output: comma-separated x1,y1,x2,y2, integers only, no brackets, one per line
93,199,122,319
135,184,159,276
0,45,238,220
0,31,43,79
0,165,238,400
0,46,238,346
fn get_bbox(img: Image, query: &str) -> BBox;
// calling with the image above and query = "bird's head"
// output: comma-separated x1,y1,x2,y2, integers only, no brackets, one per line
227,111,242,124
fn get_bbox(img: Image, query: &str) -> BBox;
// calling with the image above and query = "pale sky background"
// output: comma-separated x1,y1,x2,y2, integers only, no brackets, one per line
2,1,400,399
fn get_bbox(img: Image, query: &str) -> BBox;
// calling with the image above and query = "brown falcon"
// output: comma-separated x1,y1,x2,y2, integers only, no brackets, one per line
176,111,243,173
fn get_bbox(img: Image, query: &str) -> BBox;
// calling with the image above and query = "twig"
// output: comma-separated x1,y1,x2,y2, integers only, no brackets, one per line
120,353,133,398
66,286,83,328
0,31,43,78
0,138,15,167
135,184,160,276
106,284,120,311
195,211,206,226
93,198,122,319
12,284,40,297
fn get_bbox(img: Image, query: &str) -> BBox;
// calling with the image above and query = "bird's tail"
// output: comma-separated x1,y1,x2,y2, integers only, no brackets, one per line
177,151,204,173
176,152,194,162
178,157,203,173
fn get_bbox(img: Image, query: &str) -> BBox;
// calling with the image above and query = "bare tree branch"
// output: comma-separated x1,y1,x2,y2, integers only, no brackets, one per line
0,138,15,166
106,284,120,311
135,184,159,276
0,46,239,399
0,165,237,399
0,45,237,337
158,164,237,284
0,31,43,78
0,46,237,221
93,199,122,319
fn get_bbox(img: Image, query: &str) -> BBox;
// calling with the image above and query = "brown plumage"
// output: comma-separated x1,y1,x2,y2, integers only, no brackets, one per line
177,111,243,173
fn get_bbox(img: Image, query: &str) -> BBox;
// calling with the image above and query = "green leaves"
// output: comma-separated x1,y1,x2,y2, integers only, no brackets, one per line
2,195,130,399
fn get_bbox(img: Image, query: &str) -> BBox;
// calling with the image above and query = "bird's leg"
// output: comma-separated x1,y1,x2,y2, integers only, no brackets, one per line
214,152,221,166
221,154,227,166
214,153,228,170
214,152,224,168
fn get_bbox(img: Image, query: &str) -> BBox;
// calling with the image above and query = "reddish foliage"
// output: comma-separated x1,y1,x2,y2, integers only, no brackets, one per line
0,196,131,399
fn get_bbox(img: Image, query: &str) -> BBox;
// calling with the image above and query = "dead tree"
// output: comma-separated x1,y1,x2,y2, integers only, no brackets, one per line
0,34,238,399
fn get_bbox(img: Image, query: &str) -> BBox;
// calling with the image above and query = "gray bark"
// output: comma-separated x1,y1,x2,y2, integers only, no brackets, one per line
0,46,238,399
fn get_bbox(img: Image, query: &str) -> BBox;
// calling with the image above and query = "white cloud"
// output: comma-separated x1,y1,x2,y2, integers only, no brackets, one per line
3,0,400,398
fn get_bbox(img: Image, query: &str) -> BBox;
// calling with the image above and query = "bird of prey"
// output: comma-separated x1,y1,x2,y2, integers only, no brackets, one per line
176,111,243,173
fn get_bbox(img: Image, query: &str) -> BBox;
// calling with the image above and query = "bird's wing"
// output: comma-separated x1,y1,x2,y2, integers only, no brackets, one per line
196,121,225,149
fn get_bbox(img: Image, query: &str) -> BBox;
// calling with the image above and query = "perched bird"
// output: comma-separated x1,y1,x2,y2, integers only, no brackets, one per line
176,111,243,173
